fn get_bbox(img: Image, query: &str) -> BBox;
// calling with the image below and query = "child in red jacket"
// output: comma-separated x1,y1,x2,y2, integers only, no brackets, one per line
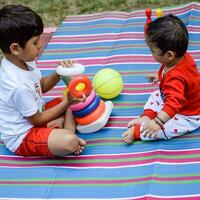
122,14,200,143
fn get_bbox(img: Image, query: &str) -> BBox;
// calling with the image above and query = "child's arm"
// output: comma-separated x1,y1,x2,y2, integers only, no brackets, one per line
40,60,76,93
26,98,69,126
40,72,60,93
26,93,86,127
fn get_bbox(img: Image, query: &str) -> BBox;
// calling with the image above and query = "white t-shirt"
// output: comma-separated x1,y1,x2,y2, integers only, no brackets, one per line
0,57,44,152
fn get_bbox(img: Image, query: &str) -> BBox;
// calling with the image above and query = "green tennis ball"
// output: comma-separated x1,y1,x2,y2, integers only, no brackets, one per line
93,68,123,99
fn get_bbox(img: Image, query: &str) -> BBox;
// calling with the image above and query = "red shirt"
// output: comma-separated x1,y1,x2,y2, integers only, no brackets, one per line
158,53,200,118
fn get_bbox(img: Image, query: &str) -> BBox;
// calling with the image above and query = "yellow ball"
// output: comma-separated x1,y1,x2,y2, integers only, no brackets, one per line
93,68,123,99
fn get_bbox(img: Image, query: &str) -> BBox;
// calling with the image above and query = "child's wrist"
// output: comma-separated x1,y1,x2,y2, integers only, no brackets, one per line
155,116,165,124
153,118,164,130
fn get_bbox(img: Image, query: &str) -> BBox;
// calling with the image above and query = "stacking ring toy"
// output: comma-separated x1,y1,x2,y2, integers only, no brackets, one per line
75,100,105,125
56,63,85,76
68,76,92,98
73,95,100,117
70,90,95,111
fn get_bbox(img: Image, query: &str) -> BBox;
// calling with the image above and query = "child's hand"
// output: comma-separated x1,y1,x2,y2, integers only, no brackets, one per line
141,120,160,139
64,91,86,105
146,74,159,84
60,60,76,68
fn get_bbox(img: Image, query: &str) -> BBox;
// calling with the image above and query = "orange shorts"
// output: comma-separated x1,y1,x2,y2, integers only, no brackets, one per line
15,97,63,157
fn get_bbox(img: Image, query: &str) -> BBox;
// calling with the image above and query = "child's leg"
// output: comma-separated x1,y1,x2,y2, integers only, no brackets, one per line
128,90,162,127
142,114,200,140
45,97,65,129
122,126,135,144
48,107,87,156
122,124,141,144
123,114,200,144
48,128,86,157
45,98,86,156
143,90,164,113
15,127,86,157
47,116,64,128
64,108,76,131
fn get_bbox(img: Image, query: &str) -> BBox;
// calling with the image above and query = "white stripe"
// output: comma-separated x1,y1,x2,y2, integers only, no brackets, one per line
1,161,200,169
38,62,159,68
48,38,145,44
52,32,142,38
2,194,200,200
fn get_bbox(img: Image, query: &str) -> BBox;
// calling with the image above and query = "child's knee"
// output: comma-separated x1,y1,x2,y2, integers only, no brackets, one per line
48,129,80,156
62,133,80,152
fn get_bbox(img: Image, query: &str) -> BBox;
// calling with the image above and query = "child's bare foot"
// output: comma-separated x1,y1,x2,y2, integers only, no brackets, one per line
122,126,134,144
74,138,86,155
128,116,151,128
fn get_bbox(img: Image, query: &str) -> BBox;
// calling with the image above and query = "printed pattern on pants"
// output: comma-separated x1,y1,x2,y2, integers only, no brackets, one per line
140,90,200,141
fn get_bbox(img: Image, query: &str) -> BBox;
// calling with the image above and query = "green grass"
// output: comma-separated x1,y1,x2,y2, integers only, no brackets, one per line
0,0,200,26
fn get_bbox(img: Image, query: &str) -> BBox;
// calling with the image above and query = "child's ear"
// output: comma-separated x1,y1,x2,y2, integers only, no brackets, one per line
10,43,20,56
167,51,176,61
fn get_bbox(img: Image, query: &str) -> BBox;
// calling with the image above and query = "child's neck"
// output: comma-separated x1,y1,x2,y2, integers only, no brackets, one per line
5,54,29,71
166,56,184,68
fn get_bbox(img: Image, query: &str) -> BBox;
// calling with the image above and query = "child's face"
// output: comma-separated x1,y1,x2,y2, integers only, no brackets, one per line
146,42,172,65
18,36,41,62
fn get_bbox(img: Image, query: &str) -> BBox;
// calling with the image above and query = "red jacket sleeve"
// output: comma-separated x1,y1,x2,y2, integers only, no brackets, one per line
160,73,186,118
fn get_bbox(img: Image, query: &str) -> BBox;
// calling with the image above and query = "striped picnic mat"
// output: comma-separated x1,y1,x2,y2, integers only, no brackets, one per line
1,2,200,199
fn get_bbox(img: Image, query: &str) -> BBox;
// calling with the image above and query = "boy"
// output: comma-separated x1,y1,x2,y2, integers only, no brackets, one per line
0,5,86,157
122,14,200,143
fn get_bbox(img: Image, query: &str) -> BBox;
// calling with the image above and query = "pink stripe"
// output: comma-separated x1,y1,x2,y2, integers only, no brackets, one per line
121,71,157,75
1,149,200,161
122,89,155,93
64,4,199,22
49,84,158,91
37,51,200,68
188,51,200,55
109,117,133,121
105,123,127,127
44,89,155,96
114,103,144,106
37,56,156,68
0,157,200,167
131,197,200,200
65,13,130,21
188,26,200,32
43,93,60,97
123,84,158,88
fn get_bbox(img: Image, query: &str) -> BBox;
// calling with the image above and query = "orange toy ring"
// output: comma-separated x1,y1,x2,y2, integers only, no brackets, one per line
75,100,105,125
68,76,92,98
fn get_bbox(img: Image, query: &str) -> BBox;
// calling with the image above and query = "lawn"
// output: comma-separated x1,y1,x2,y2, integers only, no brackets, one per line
0,0,200,27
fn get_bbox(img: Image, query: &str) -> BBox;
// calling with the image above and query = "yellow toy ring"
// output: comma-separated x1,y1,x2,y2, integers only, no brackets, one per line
68,76,92,98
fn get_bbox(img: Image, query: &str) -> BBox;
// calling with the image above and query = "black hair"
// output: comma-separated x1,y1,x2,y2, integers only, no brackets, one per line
0,4,43,53
146,14,188,57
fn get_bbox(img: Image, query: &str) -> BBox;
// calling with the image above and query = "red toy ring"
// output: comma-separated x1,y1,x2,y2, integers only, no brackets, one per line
68,76,92,98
